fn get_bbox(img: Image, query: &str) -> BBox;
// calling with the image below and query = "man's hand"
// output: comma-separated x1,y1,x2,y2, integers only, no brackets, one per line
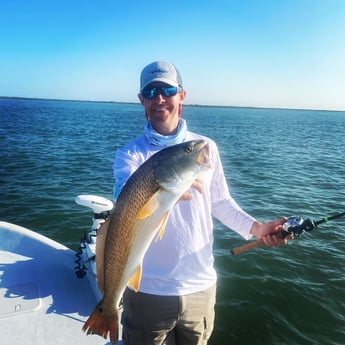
250,218,292,247
179,178,204,201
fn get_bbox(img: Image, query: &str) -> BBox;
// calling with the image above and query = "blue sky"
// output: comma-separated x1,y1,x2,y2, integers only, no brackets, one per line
1,0,344,110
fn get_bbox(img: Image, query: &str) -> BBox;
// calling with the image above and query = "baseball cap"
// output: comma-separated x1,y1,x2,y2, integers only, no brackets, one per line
140,61,183,91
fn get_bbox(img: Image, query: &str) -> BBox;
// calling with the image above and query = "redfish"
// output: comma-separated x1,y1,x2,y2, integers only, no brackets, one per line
82,140,210,344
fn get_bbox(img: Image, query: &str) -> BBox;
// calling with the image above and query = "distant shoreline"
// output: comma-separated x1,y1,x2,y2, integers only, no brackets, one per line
0,96,343,113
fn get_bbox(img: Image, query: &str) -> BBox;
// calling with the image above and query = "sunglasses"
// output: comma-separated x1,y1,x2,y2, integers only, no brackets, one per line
141,86,181,100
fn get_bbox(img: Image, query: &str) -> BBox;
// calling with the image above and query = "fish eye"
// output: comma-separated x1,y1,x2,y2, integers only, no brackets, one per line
185,145,193,153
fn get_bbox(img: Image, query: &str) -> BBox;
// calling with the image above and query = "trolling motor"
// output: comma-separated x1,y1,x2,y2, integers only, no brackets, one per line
231,211,345,256
75,194,114,215
74,195,114,278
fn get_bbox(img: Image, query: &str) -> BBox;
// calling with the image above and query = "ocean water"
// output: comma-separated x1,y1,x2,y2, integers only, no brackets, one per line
1,98,345,344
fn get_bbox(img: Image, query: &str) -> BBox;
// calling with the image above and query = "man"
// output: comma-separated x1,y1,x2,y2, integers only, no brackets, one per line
113,61,287,345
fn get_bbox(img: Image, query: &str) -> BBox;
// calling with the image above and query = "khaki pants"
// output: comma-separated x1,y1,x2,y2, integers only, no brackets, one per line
121,285,216,345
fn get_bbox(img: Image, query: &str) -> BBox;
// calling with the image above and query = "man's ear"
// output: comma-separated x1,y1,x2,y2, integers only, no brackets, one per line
138,93,145,105
179,90,187,102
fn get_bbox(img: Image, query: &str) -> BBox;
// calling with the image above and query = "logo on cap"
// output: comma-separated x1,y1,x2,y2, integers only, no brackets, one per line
150,67,170,76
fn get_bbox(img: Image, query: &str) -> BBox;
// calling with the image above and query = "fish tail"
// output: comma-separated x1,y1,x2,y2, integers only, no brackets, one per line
82,301,119,344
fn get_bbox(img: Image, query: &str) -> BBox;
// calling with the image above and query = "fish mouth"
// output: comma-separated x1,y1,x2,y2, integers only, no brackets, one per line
196,142,211,169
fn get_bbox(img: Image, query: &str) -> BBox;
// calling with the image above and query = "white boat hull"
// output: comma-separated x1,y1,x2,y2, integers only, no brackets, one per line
0,221,113,344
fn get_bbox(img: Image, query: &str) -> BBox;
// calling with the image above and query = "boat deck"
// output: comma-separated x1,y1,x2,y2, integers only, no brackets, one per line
0,221,114,344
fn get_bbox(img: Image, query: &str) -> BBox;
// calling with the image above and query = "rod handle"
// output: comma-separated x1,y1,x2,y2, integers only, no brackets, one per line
231,239,265,256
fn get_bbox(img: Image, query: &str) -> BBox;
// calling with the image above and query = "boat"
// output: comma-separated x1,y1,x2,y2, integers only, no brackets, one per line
0,195,123,344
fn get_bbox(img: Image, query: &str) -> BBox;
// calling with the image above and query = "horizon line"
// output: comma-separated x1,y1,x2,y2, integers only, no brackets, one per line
0,95,344,113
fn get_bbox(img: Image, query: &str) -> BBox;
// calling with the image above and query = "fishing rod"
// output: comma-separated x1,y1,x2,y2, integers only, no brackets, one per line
231,211,345,256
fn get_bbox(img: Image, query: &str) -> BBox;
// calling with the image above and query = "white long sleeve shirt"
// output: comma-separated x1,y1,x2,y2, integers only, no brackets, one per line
113,126,255,296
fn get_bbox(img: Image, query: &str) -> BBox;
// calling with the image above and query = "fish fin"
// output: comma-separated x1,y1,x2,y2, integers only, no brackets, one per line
155,211,170,242
127,264,142,292
137,191,160,219
95,219,110,293
82,300,119,344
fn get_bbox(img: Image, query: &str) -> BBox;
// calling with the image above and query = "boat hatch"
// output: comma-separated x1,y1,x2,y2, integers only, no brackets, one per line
0,283,42,318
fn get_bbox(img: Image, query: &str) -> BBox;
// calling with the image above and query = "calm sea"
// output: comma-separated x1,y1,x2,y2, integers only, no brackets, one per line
1,98,345,344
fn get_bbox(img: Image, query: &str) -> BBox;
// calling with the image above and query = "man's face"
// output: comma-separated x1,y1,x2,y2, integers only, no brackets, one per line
138,82,186,135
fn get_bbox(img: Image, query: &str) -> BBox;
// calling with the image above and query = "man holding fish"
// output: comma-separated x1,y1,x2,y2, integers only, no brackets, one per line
83,61,289,344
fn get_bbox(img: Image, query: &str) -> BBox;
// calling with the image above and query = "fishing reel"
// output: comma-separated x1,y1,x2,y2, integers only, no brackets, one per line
232,211,345,255
282,216,316,238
